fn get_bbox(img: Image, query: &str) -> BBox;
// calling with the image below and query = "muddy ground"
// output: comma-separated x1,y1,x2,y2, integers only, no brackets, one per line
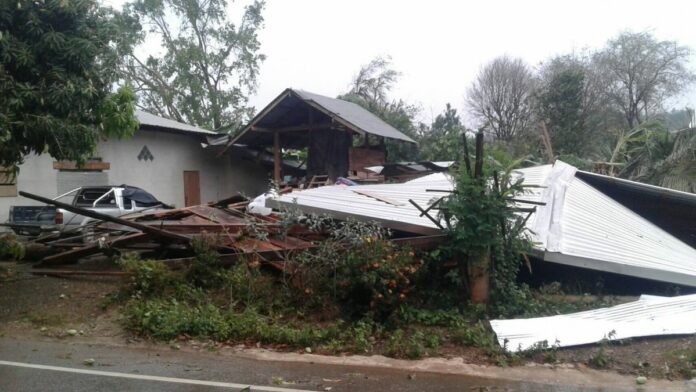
1,260,694,382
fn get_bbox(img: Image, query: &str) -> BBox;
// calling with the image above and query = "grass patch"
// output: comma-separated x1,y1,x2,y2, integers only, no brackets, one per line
23,312,67,327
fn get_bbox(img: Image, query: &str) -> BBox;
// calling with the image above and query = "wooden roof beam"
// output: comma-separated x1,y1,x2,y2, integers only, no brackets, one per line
251,123,335,133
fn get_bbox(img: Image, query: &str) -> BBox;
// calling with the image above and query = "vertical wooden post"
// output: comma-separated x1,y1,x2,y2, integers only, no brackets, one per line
469,128,491,305
273,131,281,184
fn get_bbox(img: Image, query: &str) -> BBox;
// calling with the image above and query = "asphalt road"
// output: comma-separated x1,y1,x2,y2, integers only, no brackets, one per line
0,337,645,392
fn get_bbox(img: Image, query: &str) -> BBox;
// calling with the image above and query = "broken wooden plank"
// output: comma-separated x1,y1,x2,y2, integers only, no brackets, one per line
39,232,151,265
31,270,130,277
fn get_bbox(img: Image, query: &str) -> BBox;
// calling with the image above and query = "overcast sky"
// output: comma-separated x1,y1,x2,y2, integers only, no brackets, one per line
106,0,696,125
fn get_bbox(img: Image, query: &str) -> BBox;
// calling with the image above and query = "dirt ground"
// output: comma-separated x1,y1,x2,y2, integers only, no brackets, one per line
1,260,694,382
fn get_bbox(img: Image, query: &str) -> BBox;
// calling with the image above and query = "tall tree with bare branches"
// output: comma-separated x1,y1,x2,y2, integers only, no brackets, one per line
466,56,534,141
595,31,695,129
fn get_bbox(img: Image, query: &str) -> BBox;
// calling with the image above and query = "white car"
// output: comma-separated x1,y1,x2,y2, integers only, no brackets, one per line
56,185,170,229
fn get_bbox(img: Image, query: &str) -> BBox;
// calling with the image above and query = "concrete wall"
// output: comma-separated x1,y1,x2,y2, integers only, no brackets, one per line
0,129,269,225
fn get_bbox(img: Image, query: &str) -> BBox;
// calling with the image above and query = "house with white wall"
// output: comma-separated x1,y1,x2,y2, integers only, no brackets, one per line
0,110,270,223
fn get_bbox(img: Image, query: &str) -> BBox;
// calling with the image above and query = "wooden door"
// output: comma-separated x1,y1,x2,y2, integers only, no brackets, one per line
183,171,201,206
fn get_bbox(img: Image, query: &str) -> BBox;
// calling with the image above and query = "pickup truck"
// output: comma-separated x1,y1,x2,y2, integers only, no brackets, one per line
4,185,170,235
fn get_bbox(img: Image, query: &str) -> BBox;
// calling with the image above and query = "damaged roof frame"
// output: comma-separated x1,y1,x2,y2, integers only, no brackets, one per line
269,161,696,287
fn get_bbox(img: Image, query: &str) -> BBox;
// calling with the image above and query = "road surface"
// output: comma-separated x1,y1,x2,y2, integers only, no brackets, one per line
0,337,658,391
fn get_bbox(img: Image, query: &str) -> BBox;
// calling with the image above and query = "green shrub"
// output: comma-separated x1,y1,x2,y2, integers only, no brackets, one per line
227,258,279,313
186,236,228,289
123,298,192,340
450,321,497,348
0,233,25,260
385,329,433,359
336,239,421,319
119,254,175,296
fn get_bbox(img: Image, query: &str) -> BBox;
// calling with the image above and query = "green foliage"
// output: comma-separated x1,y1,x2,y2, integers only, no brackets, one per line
340,56,420,162
418,104,467,161
0,233,25,260
519,340,559,363
337,239,420,319
123,298,342,346
588,332,615,369
537,69,588,156
227,257,279,313
385,329,436,359
120,254,175,295
293,219,421,320
450,321,497,348
120,0,265,131
124,298,230,340
0,0,138,169
440,152,533,314
186,236,228,289
667,348,696,379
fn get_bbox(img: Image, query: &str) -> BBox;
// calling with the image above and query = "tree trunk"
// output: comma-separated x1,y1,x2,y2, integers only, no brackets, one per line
468,251,490,305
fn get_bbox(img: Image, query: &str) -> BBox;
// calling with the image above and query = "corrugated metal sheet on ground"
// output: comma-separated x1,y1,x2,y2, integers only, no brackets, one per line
490,294,696,351
269,161,696,286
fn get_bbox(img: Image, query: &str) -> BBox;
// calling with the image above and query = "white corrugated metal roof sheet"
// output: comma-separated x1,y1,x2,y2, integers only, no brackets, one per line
270,161,696,286
490,294,696,351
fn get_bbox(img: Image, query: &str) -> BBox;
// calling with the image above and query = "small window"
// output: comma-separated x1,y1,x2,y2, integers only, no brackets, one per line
0,167,17,197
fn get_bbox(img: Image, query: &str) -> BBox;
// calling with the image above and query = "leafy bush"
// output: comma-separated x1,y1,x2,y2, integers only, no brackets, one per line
439,147,534,315
385,329,435,359
450,321,497,348
0,233,25,260
119,254,175,296
123,298,230,341
290,217,421,320
227,257,280,313
335,238,421,320
186,236,228,289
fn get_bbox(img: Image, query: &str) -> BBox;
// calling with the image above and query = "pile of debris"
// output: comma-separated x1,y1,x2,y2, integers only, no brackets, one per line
13,158,696,351
18,191,318,274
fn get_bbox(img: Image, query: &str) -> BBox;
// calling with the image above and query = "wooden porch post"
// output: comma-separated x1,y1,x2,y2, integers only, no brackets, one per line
273,131,281,184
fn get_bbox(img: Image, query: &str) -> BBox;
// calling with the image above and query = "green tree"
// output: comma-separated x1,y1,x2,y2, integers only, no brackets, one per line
0,0,138,170
536,69,587,156
340,56,420,162
418,104,466,161
120,0,265,132
440,132,532,311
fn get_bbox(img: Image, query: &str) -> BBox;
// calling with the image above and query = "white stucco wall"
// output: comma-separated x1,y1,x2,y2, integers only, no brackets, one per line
0,129,269,225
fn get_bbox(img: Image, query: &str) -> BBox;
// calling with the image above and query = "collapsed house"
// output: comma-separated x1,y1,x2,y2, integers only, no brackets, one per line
269,160,696,287
15,157,696,350
266,160,696,349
